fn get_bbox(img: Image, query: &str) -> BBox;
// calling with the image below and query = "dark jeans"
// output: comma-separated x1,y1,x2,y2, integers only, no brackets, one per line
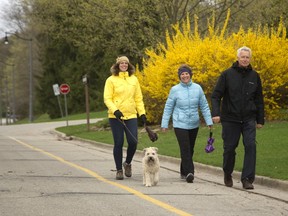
109,118,138,171
221,120,256,182
174,127,199,176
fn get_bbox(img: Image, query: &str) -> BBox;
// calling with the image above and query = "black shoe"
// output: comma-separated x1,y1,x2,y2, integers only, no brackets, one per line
186,173,194,183
242,178,254,190
224,173,233,187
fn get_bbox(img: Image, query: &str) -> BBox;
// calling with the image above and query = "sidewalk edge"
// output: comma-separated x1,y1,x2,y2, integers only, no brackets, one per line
52,129,288,192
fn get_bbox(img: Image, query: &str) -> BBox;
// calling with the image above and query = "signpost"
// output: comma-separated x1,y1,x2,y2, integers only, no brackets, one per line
60,84,70,126
82,74,90,131
52,84,63,118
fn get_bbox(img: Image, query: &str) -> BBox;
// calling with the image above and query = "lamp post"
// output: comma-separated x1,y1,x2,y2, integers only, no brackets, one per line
0,64,10,125
4,32,33,123
0,61,16,123
0,66,3,125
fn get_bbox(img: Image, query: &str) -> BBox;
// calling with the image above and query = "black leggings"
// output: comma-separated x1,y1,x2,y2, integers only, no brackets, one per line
174,127,199,176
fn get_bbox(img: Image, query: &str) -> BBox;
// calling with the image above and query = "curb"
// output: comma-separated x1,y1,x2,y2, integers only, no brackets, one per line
150,152,288,192
52,130,288,192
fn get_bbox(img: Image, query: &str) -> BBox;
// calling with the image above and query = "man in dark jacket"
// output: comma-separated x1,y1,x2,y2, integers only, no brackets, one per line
211,46,265,190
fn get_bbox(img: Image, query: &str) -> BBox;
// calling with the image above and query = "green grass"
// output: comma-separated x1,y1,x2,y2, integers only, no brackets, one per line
14,110,287,180
57,119,288,181
15,110,107,124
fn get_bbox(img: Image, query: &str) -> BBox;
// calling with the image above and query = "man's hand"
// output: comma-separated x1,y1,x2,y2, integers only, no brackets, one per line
256,124,263,129
212,116,221,123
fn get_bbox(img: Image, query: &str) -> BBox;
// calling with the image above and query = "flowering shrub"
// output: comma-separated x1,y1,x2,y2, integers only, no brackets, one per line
137,10,288,123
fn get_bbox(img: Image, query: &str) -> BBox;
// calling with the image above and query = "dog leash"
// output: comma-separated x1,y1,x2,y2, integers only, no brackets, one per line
144,123,158,142
117,118,158,149
116,118,146,148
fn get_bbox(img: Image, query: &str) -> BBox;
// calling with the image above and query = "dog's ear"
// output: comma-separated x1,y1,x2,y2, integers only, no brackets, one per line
143,148,147,155
152,147,158,152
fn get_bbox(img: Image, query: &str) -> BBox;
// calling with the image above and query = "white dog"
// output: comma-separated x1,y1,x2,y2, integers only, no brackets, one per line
142,147,160,187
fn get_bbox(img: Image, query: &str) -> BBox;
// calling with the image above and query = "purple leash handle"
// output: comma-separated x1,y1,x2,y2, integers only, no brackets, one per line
205,128,215,153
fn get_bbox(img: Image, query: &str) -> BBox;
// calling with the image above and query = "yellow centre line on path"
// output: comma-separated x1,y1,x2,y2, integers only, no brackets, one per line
9,136,193,216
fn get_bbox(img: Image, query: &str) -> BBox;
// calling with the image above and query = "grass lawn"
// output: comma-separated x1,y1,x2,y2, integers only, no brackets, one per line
15,110,108,124
57,119,288,181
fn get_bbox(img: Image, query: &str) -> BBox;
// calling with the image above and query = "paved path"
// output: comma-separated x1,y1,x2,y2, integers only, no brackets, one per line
0,120,287,216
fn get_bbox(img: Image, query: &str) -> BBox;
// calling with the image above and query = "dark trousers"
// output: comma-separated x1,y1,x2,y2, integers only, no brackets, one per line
174,127,199,176
109,118,138,171
221,120,256,182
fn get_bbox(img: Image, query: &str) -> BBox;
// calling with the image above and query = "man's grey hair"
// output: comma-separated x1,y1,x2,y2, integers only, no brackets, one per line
237,46,252,57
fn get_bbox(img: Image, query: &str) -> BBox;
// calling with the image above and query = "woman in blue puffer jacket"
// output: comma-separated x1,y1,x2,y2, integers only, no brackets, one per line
161,64,213,183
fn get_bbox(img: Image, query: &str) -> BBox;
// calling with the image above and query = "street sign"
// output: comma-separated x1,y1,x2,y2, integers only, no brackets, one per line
60,84,70,95
53,84,60,96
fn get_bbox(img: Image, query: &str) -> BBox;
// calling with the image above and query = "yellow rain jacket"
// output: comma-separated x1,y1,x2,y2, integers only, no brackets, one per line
104,72,146,119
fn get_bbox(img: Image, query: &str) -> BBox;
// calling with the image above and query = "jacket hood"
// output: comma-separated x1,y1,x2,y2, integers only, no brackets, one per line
232,61,253,73
110,62,135,75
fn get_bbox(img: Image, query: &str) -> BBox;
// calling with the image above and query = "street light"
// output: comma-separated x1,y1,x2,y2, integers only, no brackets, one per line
4,31,33,122
0,61,16,123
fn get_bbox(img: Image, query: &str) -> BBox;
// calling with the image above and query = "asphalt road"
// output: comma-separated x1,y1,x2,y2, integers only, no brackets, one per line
0,120,287,216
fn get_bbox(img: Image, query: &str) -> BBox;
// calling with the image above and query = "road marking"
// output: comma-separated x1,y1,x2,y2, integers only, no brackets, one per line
9,136,193,216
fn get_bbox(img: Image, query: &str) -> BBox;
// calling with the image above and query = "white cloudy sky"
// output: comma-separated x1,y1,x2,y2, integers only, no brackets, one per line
0,0,13,33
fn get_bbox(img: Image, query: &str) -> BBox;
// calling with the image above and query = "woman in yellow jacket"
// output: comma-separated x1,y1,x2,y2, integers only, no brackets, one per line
104,56,146,180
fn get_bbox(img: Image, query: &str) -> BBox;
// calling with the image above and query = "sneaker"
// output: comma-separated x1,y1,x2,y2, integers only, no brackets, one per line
123,162,132,177
242,178,254,190
224,173,233,187
180,174,186,180
186,173,194,183
116,170,124,180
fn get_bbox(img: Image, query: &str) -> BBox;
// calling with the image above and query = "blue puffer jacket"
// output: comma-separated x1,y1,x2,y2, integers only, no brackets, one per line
161,81,213,129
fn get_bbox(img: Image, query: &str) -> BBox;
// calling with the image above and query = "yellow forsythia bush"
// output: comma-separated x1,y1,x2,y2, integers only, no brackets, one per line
136,11,288,124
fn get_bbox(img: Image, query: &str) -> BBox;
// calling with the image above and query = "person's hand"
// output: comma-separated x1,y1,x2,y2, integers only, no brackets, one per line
212,116,220,124
256,124,263,129
161,128,168,132
140,114,147,125
114,110,124,119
